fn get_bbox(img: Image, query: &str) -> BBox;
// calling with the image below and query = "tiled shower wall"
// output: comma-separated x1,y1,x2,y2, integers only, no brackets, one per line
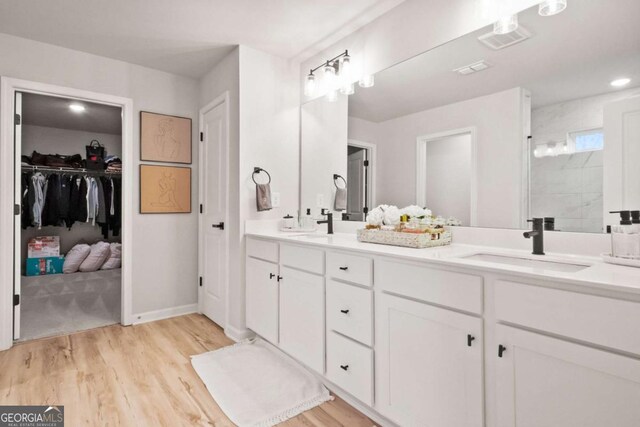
528,90,639,233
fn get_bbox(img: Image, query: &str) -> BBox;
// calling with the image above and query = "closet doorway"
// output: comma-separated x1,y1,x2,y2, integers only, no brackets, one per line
0,78,134,350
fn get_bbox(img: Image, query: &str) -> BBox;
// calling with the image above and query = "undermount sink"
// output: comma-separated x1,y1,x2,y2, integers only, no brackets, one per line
460,253,590,273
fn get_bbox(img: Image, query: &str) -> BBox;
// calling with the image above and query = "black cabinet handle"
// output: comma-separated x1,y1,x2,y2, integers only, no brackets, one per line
339,266,349,271
211,222,225,230
340,309,350,314
269,273,275,279
340,365,349,371
277,276,283,282
498,344,507,358
467,334,475,347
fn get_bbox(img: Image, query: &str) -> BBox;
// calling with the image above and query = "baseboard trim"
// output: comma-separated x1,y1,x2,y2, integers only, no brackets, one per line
224,324,255,342
132,303,198,325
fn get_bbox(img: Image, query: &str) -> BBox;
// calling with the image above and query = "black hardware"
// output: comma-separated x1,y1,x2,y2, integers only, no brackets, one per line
524,218,545,255
252,167,271,185
277,275,283,282
333,174,347,189
212,222,224,230
199,277,203,287
307,50,350,75
14,114,21,125
13,294,19,306
544,217,555,231
269,273,276,279
199,204,203,214
339,266,348,271
340,364,349,371
14,204,20,216
340,309,350,314
363,160,369,167
200,132,203,142
498,344,507,358
317,212,334,235
467,334,475,347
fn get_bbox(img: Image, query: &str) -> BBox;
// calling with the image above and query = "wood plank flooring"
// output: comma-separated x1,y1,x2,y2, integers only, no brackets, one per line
0,314,376,426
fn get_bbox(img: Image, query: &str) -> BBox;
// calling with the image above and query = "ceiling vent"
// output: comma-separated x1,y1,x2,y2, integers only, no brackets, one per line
453,60,491,76
478,26,531,50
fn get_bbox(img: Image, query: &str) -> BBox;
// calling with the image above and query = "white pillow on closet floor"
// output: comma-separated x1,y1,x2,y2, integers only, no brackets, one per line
101,243,121,270
78,241,111,272
63,244,91,274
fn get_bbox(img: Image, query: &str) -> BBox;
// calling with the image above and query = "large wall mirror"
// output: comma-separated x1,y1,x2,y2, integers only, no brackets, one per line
300,0,640,233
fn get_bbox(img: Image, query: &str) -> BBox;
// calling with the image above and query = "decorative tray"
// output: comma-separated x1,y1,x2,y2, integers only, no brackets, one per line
601,253,640,268
357,228,451,249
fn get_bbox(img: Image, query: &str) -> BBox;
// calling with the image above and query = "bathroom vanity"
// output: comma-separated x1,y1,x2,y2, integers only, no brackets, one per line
245,230,640,427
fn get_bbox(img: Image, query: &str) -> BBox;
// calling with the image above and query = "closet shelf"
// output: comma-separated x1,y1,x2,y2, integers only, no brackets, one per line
22,165,121,176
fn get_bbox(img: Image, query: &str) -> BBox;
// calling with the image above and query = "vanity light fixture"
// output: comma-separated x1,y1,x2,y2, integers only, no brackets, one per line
538,0,567,16
610,77,631,87
69,103,85,113
304,50,375,100
493,14,518,35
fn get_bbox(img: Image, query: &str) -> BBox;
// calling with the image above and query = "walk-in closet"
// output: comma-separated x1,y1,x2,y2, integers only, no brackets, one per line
18,93,123,341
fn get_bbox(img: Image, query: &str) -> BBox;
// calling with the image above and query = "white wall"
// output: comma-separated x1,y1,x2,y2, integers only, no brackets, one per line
0,33,200,317
375,87,525,229
348,116,378,146
301,95,348,214
424,134,471,224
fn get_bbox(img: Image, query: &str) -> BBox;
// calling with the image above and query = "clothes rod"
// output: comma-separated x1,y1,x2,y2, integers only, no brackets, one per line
21,165,122,176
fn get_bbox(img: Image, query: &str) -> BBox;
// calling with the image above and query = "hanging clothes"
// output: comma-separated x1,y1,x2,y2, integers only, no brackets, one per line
20,171,32,229
86,177,99,225
58,174,72,227
110,177,122,236
42,174,62,227
30,173,46,228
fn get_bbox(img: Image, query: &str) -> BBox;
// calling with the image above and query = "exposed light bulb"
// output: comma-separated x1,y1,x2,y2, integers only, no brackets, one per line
611,77,631,87
538,0,567,17
359,74,375,88
324,61,336,91
340,83,355,96
304,72,316,97
69,103,85,113
493,14,518,35
341,53,352,84
326,89,338,102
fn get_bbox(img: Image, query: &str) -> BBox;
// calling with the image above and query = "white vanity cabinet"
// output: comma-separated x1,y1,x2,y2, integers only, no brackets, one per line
376,292,484,427
495,324,640,427
246,239,280,343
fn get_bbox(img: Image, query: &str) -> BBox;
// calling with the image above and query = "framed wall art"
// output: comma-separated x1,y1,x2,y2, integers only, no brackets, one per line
140,164,191,214
140,111,192,164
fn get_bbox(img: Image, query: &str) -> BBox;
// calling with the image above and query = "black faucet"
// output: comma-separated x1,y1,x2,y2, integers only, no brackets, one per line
524,218,544,255
317,212,334,235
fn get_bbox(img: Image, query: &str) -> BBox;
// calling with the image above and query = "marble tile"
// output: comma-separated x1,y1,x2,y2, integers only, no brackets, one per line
584,150,603,167
582,167,603,194
582,192,603,219
531,168,582,195
531,193,582,219
582,218,605,234
554,218,584,232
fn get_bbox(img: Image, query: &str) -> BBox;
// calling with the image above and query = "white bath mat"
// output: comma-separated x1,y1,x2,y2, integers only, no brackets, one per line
191,339,332,427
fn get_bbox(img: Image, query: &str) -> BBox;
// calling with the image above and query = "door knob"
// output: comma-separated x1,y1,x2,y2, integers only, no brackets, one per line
498,344,507,358
269,273,275,279
212,222,224,230
339,266,349,271
467,334,475,347
340,309,350,314
340,364,349,371
277,276,283,282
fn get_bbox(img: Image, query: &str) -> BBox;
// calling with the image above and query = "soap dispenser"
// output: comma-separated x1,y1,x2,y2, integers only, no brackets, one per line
609,210,640,259
300,208,313,230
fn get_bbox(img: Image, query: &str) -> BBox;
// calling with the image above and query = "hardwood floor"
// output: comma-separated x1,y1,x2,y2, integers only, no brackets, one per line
0,314,376,426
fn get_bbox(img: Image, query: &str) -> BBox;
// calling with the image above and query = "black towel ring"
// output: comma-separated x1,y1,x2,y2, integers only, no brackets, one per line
252,167,271,185
333,174,346,189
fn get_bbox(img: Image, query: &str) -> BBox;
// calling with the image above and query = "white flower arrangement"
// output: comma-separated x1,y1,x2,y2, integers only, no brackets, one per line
400,205,432,219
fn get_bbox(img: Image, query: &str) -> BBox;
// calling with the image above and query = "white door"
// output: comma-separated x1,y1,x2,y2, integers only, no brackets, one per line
199,100,228,327
279,266,325,373
495,324,640,427
245,257,279,343
347,148,366,221
603,96,640,225
376,293,484,427
13,91,22,340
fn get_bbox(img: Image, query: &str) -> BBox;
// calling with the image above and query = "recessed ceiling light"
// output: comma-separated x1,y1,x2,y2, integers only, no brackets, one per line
610,78,631,87
69,103,85,113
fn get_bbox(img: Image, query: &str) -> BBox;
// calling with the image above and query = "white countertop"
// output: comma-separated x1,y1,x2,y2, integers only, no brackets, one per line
246,230,640,296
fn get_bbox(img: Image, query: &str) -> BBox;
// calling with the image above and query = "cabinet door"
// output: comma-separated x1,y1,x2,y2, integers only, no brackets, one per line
495,324,640,427
376,293,483,427
246,257,279,343
279,266,325,373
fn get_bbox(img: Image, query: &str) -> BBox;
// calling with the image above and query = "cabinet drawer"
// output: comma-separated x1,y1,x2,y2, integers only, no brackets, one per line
280,244,324,275
327,280,373,346
246,237,278,263
495,280,640,355
326,332,373,406
376,259,483,314
327,251,372,287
